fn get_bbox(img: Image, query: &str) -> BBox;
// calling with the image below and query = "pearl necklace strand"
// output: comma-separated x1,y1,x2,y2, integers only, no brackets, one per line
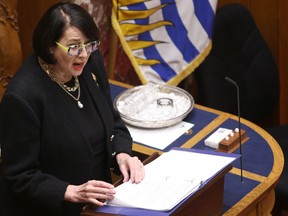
38,57,84,108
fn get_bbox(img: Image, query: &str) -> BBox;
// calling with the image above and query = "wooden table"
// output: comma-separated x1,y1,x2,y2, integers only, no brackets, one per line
91,80,284,216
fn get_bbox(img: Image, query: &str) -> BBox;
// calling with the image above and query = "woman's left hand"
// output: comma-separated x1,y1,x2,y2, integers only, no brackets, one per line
116,153,145,183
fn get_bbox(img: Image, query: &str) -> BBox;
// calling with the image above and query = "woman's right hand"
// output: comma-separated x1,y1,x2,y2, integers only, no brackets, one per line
64,180,116,206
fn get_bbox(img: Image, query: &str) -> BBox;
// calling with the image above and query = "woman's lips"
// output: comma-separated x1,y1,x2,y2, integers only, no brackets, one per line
73,62,84,70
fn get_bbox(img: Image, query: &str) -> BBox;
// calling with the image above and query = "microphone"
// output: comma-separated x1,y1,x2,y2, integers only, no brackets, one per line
225,77,243,183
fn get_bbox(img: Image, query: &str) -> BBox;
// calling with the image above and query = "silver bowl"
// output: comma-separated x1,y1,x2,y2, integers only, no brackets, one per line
113,84,194,128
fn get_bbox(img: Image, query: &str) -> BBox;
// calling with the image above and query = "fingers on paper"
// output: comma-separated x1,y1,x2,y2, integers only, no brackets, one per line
126,156,145,184
78,180,115,205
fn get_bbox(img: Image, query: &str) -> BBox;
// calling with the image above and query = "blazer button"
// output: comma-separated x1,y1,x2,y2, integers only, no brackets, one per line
110,135,114,141
112,151,116,157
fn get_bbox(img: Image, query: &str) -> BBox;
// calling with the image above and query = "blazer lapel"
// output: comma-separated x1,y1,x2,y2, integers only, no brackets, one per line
81,69,114,138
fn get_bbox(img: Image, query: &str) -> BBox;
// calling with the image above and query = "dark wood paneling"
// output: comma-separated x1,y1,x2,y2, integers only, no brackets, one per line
278,0,288,125
17,0,59,60
218,0,278,65
217,0,286,125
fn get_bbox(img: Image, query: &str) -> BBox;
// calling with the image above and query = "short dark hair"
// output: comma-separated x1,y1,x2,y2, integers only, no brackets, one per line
33,2,100,64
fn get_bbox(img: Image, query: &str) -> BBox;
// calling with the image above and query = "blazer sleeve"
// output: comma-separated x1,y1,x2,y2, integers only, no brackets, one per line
0,92,69,212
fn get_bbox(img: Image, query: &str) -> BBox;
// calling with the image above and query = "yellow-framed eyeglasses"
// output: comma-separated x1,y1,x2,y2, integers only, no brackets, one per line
55,40,100,56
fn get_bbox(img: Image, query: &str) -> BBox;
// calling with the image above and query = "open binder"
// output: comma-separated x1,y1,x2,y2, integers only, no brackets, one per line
82,148,239,216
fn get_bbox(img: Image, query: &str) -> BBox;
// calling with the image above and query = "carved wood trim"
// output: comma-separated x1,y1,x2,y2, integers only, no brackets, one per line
0,74,13,88
0,1,19,31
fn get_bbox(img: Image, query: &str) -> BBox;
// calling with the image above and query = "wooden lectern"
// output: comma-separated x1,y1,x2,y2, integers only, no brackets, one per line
81,152,232,216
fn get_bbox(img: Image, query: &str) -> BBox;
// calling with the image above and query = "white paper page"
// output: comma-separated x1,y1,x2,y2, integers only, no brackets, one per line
109,175,201,211
148,150,236,180
127,121,194,150
107,149,237,211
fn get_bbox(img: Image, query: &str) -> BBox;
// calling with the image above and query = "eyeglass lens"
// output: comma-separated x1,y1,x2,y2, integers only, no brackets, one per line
68,41,99,56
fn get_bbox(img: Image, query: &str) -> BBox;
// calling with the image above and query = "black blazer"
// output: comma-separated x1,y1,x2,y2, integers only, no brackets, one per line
0,51,132,216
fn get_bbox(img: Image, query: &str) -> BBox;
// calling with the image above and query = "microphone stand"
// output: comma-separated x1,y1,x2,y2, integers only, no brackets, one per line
225,77,243,182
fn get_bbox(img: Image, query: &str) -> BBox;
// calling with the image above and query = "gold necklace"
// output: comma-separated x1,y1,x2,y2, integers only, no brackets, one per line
63,76,79,92
38,57,84,109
